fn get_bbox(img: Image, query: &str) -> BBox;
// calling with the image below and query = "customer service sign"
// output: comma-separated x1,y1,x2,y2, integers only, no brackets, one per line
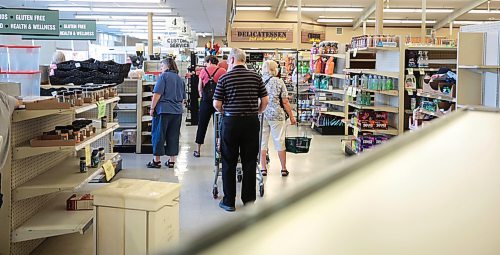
0,8,59,35
231,28,293,43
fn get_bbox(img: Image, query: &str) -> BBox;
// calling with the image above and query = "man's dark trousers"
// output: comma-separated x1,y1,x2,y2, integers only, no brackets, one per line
221,115,260,206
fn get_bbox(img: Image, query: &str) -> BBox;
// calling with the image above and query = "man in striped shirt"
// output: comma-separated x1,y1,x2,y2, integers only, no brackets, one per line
213,48,269,212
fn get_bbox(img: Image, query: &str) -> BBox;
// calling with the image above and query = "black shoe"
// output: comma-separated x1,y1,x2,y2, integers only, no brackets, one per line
165,160,175,168
219,200,236,212
146,160,161,168
193,151,200,158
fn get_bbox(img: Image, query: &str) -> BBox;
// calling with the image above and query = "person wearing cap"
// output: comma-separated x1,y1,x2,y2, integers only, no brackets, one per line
213,48,269,212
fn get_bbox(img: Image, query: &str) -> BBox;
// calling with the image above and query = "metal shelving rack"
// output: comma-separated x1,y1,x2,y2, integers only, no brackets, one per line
114,79,141,152
309,46,348,135
342,43,405,155
0,97,119,254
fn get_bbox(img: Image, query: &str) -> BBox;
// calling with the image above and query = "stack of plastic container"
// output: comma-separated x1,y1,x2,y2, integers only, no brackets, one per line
0,45,41,97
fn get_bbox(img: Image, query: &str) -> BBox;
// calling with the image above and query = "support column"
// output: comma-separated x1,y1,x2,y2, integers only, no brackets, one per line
375,0,384,34
296,0,301,51
148,12,153,56
449,22,453,37
363,21,367,35
421,0,427,42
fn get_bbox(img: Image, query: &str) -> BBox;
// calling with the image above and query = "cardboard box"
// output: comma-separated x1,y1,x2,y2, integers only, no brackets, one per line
24,97,71,110
66,194,94,211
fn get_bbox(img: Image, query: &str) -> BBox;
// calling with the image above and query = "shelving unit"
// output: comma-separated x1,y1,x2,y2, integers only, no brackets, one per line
309,44,348,135
404,45,458,131
343,39,404,155
14,123,119,160
136,79,155,154
1,93,119,254
11,193,93,243
12,153,118,201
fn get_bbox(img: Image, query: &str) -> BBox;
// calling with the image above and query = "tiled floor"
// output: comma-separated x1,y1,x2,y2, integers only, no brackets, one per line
33,121,347,254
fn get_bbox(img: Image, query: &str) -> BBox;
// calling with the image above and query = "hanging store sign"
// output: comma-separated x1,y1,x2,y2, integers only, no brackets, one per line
166,38,191,48
23,19,96,40
231,28,293,43
301,30,325,44
0,8,59,36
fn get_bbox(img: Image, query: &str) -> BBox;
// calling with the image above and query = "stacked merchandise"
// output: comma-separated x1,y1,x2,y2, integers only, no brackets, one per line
347,74,397,106
0,45,42,97
50,58,131,85
350,35,400,49
347,110,392,153
41,84,118,106
408,68,456,130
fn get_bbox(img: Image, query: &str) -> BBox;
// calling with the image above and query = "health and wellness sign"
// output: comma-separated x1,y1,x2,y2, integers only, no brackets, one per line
0,8,59,35
23,19,97,40
301,30,325,44
231,28,293,43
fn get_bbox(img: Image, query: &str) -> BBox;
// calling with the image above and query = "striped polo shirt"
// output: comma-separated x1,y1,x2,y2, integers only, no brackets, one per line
213,65,268,115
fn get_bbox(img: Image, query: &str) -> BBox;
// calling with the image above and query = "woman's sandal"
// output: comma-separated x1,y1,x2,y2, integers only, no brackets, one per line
261,169,268,176
193,151,200,158
147,160,161,168
165,160,175,168
281,169,289,177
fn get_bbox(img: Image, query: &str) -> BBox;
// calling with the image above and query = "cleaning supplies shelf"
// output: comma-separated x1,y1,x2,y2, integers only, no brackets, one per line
344,69,400,79
318,100,345,107
321,111,345,117
313,73,345,79
348,123,399,136
416,91,456,102
348,103,399,113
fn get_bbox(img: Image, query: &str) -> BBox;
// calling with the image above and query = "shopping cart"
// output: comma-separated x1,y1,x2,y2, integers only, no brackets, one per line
212,112,265,199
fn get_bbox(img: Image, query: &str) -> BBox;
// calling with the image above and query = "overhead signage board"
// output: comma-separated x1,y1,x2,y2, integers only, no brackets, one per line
166,37,191,48
0,8,59,36
301,30,326,44
23,19,97,40
231,28,293,43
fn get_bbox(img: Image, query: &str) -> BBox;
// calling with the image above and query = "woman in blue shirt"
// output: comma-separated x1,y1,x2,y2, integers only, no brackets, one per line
147,58,186,168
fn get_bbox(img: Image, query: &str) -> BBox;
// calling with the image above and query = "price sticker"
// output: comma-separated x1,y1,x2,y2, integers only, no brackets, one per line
346,86,353,97
407,68,414,74
97,101,106,119
353,126,359,137
103,160,116,182
419,69,425,75
407,89,414,96
85,145,91,166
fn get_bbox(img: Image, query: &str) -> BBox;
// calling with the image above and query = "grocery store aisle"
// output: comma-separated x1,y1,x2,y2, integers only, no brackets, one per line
33,121,347,254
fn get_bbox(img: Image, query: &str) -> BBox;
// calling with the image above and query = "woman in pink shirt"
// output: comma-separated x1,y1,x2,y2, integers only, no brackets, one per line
194,55,227,157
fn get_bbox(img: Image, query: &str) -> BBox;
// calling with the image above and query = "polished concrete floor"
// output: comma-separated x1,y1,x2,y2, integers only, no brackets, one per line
33,121,347,254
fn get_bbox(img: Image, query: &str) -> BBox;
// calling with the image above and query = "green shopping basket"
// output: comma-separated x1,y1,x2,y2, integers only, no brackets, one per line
285,136,312,154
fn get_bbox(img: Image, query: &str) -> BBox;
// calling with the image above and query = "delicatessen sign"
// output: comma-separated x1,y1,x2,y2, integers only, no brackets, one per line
231,28,293,43
0,8,59,35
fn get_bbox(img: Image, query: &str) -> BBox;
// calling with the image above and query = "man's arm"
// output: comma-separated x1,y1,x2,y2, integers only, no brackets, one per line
198,77,203,98
258,96,269,114
213,100,223,113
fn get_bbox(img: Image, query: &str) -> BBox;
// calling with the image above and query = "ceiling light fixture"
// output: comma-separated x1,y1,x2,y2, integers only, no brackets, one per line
97,21,166,26
366,19,436,24
50,6,171,13
287,7,363,12
453,20,492,25
236,6,272,11
107,25,167,29
469,9,500,13
383,8,453,13
69,0,162,2
316,18,354,23
75,15,173,21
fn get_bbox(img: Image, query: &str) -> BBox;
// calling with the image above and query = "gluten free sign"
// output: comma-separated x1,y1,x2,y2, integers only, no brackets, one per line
0,8,59,35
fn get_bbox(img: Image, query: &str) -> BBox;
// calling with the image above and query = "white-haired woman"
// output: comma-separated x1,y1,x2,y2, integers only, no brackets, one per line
260,60,297,177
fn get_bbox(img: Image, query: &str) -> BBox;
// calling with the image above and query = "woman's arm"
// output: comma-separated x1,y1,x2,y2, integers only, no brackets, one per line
281,83,297,125
150,93,161,116
198,77,203,98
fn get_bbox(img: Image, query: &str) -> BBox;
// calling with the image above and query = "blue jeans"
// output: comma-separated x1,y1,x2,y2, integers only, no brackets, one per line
152,113,182,157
